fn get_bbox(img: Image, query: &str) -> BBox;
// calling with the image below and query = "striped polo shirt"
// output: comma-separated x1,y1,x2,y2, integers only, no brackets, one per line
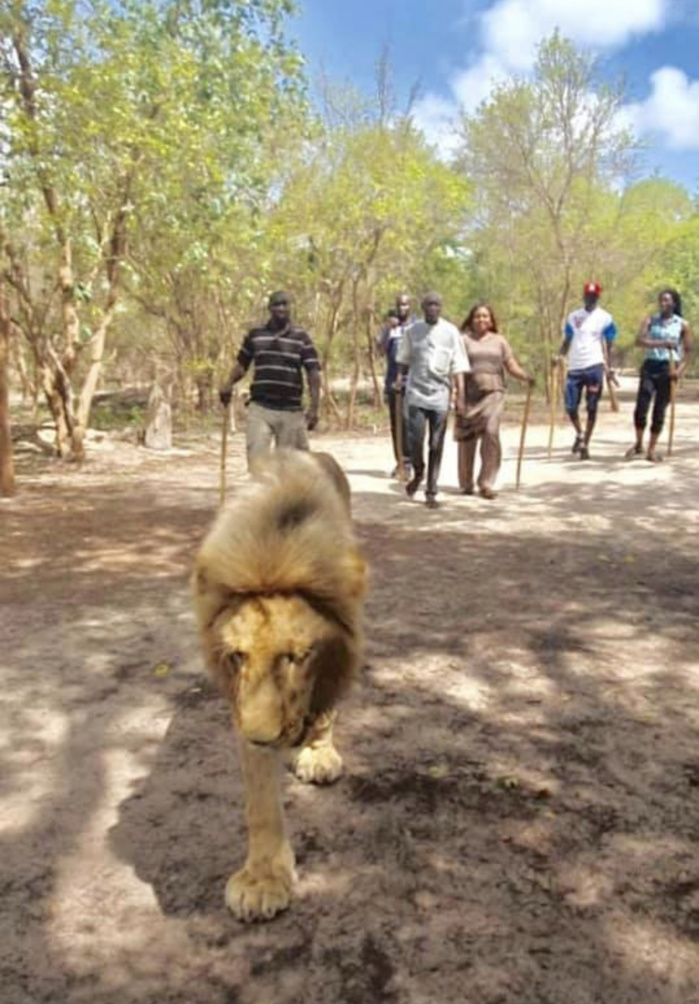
237,324,320,412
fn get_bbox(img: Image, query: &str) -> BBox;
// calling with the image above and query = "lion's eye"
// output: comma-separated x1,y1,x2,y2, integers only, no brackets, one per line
226,650,244,673
284,649,310,665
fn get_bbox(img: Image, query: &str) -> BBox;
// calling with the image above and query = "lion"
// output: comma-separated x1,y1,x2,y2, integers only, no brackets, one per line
192,449,367,921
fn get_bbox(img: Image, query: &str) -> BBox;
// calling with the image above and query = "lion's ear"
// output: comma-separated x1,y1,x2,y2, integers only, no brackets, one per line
309,632,356,715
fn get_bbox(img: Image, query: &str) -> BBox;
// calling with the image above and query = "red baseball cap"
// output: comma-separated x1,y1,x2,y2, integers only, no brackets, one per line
583,282,602,296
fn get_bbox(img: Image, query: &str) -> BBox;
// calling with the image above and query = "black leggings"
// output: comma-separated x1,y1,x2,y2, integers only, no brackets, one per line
634,361,671,435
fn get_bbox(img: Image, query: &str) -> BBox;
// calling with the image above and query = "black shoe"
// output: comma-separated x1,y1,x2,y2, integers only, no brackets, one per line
572,435,584,455
406,472,423,498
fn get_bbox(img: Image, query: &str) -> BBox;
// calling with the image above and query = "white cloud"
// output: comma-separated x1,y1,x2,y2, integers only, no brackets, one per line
410,94,461,159
624,67,699,149
481,0,666,74
451,54,510,114
411,0,671,154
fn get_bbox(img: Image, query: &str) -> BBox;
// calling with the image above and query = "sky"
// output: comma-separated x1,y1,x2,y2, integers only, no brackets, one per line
291,0,699,192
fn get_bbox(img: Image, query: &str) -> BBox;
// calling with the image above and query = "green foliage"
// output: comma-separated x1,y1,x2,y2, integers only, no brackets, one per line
2,15,698,434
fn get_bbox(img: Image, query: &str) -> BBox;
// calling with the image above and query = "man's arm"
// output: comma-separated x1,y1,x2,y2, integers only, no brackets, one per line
220,361,246,405
220,332,253,404
451,330,470,416
306,367,321,429
602,319,618,383
453,372,466,417
300,331,322,429
557,318,574,359
394,326,412,389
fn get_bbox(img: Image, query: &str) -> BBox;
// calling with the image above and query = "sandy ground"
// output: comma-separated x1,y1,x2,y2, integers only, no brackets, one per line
2,386,699,1004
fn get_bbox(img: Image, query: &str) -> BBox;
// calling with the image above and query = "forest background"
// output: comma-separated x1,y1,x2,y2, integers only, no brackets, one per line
1,0,698,471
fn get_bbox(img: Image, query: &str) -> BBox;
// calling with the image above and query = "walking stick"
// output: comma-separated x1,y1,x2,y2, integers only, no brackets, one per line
516,381,533,490
394,388,406,482
667,357,678,458
606,370,620,413
220,400,231,505
547,362,558,459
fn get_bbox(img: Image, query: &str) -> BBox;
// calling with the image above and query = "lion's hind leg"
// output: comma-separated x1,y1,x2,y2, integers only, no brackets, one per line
293,710,344,785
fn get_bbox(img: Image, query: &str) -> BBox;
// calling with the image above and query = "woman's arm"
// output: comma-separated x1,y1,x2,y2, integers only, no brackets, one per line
636,315,674,350
505,354,534,384
678,320,694,377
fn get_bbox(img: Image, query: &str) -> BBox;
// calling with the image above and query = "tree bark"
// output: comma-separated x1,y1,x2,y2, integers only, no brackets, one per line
345,277,361,429
0,286,16,496
364,285,382,408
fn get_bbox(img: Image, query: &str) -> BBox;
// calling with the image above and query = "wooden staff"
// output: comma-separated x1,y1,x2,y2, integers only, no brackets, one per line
547,361,558,459
516,381,534,490
394,388,406,482
220,400,231,505
667,356,678,458
606,370,620,413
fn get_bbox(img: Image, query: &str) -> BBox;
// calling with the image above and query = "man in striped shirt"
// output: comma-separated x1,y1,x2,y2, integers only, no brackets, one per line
220,292,321,468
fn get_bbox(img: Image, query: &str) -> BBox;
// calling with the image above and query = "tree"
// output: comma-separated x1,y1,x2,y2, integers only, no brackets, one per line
268,114,471,423
0,283,15,496
0,0,304,456
455,33,637,378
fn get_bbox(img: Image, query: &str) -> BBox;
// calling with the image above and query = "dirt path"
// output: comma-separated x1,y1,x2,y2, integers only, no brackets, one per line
2,396,699,1004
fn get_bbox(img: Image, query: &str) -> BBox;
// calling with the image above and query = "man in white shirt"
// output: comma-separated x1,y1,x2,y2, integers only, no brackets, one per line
557,282,618,460
396,292,470,508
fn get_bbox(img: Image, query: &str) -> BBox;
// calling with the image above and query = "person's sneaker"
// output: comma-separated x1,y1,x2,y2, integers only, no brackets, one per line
572,435,584,455
579,445,590,460
406,472,423,497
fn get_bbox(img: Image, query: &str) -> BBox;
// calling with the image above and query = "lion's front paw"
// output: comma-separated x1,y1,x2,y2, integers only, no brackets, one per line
225,861,294,922
293,744,343,785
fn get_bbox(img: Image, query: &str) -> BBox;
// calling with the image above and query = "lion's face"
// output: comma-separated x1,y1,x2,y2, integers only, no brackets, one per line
214,594,342,748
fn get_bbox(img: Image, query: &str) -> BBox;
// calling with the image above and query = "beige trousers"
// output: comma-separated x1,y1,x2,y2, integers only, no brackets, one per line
457,424,502,492
246,402,309,470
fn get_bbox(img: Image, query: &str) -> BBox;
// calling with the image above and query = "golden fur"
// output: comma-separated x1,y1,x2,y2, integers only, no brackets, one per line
192,449,367,921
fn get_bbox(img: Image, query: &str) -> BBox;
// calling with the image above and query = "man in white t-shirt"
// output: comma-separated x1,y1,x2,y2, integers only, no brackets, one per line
395,292,470,508
556,282,618,460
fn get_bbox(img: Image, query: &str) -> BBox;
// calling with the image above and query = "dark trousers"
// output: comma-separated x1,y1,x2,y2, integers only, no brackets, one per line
634,361,671,435
386,389,410,467
408,405,448,498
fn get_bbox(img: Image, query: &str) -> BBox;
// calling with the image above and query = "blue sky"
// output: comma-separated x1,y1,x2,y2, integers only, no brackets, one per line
291,0,699,192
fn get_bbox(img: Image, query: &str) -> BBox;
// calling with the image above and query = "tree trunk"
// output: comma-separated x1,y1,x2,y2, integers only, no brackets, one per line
346,278,361,429
0,287,16,496
321,289,343,422
364,287,382,408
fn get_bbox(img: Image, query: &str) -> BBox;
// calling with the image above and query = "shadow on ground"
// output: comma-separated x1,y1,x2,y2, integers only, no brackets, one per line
2,451,699,1004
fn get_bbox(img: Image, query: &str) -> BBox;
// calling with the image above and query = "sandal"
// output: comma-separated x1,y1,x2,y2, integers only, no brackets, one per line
579,445,590,461
425,497,440,509
625,445,643,460
479,487,498,500
572,435,584,455
646,452,663,463
460,485,475,495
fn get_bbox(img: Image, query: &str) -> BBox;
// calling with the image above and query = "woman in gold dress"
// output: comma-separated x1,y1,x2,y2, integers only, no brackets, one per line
455,303,533,499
